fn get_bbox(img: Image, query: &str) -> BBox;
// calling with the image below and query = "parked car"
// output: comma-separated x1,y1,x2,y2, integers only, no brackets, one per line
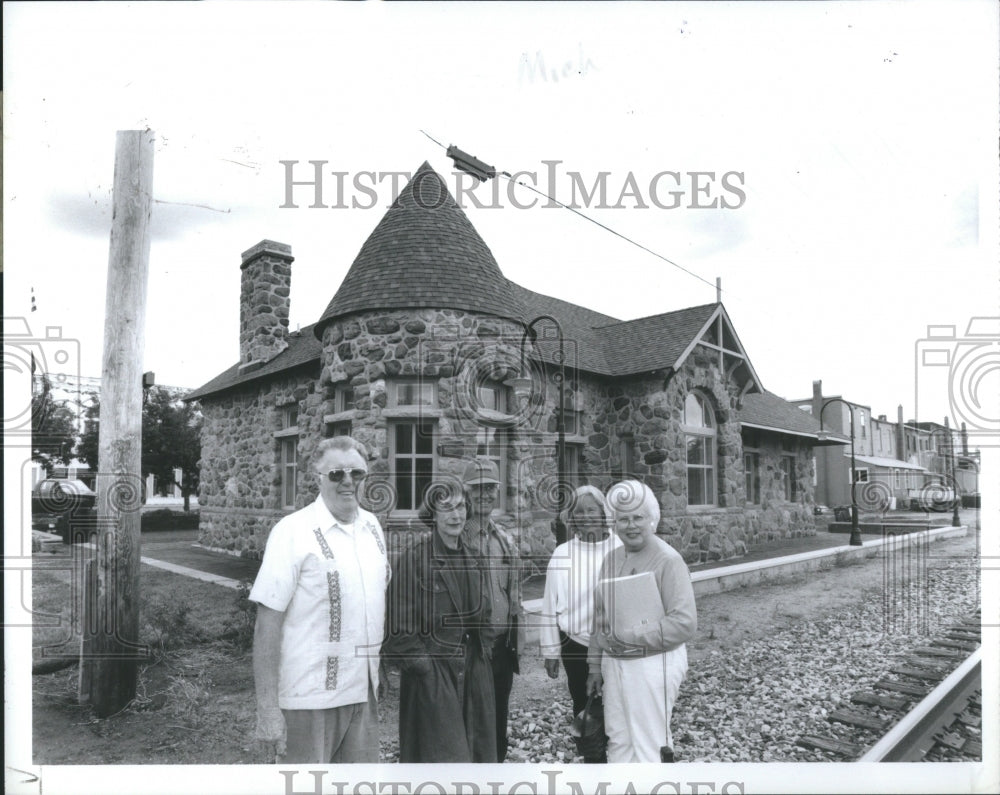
31,479,98,543
32,478,96,513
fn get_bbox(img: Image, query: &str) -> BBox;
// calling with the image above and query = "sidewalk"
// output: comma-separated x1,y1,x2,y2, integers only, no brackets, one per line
130,525,888,594
70,507,971,593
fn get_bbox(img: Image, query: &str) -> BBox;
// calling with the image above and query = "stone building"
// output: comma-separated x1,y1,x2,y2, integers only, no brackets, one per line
187,163,844,563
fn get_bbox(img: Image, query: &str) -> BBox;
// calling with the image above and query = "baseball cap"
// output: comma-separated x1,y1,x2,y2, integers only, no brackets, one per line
462,458,501,486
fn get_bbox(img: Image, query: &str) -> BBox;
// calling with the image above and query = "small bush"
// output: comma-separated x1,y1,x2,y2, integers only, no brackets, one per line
141,509,200,532
141,595,205,655
222,580,257,651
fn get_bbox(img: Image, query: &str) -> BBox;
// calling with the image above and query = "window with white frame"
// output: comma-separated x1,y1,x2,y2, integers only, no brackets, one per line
558,407,584,436
334,384,355,413
275,405,299,509
744,451,761,504
393,380,436,407
684,392,716,506
780,455,798,501
327,420,352,438
851,467,870,484
391,419,435,511
475,381,509,414
620,435,636,477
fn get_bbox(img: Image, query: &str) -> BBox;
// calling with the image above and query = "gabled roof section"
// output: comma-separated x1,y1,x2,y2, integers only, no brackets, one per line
315,162,522,337
592,303,718,377
507,283,620,374
185,324,322,401
739,390,850,445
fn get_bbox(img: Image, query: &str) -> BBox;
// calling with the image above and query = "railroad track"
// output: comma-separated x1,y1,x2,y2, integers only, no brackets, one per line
797,611,982,762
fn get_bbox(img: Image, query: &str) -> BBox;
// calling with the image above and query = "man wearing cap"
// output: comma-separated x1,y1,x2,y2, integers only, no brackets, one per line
250,436,390,763
461,457,521,762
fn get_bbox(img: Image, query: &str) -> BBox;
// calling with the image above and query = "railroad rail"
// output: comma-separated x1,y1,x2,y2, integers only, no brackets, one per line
797,611,982,762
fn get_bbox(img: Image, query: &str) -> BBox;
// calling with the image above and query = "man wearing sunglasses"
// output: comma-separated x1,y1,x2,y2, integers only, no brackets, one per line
250,436,389,763
461,457,521,761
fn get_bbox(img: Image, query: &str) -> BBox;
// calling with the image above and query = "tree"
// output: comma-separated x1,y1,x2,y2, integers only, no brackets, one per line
31,374,80,476
76,386,202,511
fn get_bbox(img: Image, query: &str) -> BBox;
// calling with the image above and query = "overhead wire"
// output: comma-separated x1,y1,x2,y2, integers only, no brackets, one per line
419,130,721,294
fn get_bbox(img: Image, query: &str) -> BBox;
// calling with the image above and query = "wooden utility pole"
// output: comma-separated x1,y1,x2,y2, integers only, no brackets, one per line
79,130,154,716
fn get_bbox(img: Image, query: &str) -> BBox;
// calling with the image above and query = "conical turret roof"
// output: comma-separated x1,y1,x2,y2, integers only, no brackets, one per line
315,162,522,336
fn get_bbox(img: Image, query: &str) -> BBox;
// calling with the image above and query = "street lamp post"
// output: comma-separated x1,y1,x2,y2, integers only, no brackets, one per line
819,398,862,546
939,421,962,528
507,315,568,546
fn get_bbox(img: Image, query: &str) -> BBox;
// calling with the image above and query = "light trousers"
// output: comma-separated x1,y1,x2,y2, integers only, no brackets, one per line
281,683,379,763
601,645,687,763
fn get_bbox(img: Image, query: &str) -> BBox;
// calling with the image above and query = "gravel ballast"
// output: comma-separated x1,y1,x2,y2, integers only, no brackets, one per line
503,549,980,764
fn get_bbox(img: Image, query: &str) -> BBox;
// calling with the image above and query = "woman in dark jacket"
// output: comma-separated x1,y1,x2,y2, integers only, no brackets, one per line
384,485,497,762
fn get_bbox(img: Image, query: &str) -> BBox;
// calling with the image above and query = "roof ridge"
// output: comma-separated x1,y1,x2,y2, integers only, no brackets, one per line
591,302,718,330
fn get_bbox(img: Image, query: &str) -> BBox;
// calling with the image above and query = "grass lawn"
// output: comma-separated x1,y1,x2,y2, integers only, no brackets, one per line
32,560,261,764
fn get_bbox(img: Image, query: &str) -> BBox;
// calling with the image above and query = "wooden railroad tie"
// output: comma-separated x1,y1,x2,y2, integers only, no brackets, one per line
905,655,950,671
891,664,947,681
827,708,889,731
851,691,908,710
963,739,982,757
932,638,978,651
944,630,980,641
875,678,930,697
912,646,966,659
796,735,862,757
957,709,981,728
934,730,966,751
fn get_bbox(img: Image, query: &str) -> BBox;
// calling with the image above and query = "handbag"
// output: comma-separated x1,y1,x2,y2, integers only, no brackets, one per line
570,692,608,762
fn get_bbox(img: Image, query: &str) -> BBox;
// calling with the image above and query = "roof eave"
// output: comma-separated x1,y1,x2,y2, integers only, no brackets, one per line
741,421,848,445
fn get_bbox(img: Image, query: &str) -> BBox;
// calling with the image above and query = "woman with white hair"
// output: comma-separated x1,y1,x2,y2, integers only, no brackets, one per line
540,485,621,761
586,480,697,763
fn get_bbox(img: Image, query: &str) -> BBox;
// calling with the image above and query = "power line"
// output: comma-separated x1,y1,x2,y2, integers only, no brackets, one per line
420,131,722,294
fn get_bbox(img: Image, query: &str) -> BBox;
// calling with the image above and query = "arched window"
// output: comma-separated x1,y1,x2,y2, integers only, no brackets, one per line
683,392,716,506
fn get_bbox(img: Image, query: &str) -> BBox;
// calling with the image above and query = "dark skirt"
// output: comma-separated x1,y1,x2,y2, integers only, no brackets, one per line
398,648,497,763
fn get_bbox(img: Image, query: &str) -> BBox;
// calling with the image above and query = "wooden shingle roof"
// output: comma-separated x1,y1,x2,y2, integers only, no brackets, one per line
188,167,764,399
314,162,522,337
185,324,322,401
594,304,718,377
738,390,849,443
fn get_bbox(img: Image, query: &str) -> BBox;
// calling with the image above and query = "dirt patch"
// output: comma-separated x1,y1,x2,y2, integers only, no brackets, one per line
31,528,980,764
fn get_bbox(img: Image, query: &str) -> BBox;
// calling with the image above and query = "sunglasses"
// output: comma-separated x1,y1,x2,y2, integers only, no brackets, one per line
319,468,368,483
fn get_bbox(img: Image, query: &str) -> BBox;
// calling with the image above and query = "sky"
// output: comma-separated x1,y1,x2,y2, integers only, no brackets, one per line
3,2,999,790
4,1,997,431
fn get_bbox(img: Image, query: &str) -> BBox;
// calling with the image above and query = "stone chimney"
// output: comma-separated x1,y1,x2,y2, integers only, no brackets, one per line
239,240,293,372
811,379,823,418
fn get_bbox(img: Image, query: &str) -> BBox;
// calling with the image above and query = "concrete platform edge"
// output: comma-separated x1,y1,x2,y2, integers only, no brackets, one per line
522,524,968,613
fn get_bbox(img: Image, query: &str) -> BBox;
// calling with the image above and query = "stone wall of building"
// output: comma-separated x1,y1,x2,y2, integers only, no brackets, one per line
198,366,326,558
199,313,816,565
742,433,816,551
578,342,815,564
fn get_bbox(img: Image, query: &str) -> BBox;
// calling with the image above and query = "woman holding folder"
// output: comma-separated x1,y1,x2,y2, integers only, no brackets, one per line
586,480,697,763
